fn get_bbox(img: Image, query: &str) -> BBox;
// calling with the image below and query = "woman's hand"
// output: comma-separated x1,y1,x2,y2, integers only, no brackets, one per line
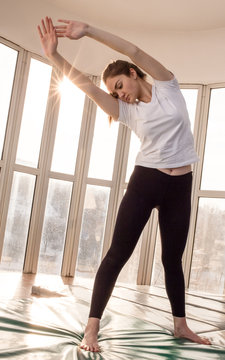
37,17,58,58
55,19,88,40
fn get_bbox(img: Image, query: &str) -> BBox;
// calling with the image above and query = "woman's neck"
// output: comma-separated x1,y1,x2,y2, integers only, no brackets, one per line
138,79,152,103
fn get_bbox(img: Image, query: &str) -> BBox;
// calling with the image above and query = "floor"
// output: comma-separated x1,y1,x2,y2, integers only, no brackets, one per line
0,270,79,299
0,270,224,359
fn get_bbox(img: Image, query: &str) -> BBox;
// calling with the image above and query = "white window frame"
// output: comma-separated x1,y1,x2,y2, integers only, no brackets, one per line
0,37,224,290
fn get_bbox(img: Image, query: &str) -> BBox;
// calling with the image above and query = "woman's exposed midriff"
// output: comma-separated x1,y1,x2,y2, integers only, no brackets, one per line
157,165,192,176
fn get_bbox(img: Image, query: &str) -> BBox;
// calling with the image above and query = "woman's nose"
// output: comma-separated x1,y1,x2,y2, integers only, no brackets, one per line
118,90,125,99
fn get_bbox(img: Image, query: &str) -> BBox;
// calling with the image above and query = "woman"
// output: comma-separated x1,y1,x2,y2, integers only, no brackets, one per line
37,17,211,352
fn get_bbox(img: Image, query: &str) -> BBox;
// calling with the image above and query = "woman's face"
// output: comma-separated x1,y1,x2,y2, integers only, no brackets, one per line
105,69,139,103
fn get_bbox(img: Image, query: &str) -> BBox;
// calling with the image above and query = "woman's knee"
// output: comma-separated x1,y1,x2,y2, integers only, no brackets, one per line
161,254,183,272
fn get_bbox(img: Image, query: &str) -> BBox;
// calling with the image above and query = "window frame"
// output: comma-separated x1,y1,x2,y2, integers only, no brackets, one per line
0,36,225,291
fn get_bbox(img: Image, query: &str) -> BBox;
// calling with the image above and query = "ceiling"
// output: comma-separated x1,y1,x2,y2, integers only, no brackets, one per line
46,0,225,31
1,0,225,83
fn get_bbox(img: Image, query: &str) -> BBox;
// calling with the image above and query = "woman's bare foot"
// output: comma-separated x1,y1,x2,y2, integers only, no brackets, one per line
173,316,211,345
80,317,101,352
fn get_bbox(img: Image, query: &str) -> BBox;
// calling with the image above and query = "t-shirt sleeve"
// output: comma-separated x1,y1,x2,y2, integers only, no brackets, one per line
153,75,180,90
117,99,136,130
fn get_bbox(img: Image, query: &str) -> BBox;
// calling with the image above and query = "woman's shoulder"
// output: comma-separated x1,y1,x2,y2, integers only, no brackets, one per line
153,75,180,90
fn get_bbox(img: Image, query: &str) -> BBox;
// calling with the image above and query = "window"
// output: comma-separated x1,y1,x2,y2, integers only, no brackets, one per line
76,185,110,277
88,82,119,180
0,43,18,158
188,88,225,295
38,179,73,274
75,81,119,279
16,59,52,167
0,38,224,294
201,88,225,190
51,77,85,174
0,172,35,271
189,198,225,294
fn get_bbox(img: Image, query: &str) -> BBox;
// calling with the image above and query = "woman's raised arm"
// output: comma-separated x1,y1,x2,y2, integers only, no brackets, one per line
37,17,119,120
55,19,173,81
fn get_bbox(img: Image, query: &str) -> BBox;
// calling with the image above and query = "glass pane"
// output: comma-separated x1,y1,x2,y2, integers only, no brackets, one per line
88,81,119,180
0,172,35,271
51,77,85,174
16,58,52,167
114,189,143,285
118,233,143,284
180,89,198,131
76,185,110,278
189,198,225,294
201,88,225,190
125,132,141,182
38,179,72,274
151,226,164,287
0,44,18,158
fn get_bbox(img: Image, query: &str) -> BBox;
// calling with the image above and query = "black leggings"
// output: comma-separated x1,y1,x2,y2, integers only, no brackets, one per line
89,166,192,318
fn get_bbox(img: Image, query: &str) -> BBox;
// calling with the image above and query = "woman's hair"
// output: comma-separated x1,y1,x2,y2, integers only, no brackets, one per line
102,60,146,84
102,60,147,124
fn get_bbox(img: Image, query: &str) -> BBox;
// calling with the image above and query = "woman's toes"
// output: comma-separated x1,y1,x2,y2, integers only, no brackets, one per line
79,339,101,352
81,344,89,351
202,337,211,345
197,335,210,345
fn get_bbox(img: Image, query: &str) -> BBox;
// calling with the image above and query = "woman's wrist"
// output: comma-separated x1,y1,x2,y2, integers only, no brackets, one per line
85,24,94,38
48,50,58,61
83,25,136,59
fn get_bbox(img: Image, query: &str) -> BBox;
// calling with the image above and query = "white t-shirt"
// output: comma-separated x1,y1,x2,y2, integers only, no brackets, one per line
117,76,199,168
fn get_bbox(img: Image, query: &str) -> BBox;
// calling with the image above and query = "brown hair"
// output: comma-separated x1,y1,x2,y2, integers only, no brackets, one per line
102,60,147,124
102,60,146,84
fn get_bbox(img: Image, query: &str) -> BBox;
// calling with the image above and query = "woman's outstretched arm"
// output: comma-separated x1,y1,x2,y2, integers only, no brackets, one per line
37,17,119,119
55,19,173,81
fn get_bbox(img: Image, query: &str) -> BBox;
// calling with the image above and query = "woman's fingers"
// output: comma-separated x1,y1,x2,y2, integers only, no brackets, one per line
55,29,66,33
37,25,43,39
49,17,54,31
58,19,70,24
45,16,50,32
55,26,67,38
38,17,69,40
55,25,67,29
37,25,44,40
39,17,55,36
55,30,66,38
41,19,47,34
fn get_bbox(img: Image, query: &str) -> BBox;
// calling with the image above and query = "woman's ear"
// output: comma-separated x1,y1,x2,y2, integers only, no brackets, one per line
129,68,137,79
